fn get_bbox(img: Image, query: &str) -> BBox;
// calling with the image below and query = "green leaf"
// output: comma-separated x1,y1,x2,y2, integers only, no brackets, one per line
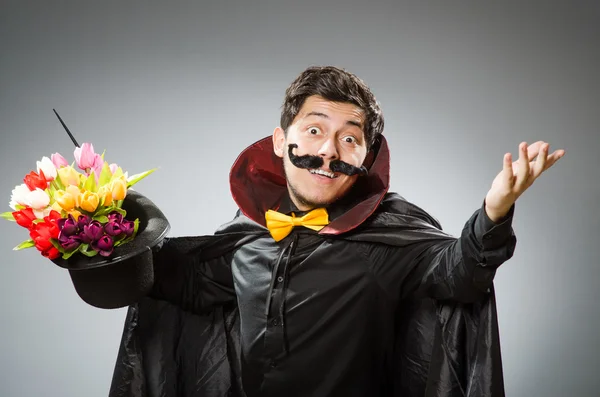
13,240,35,250
111,166,124,180
127,168,157,188
73,206,93,217
47,182,56,197
79,243,98,257
83,171,97,192
113,236,126,246
114,233,131,246
49,238,64,252
62,245,83,260
1,212,15,221
80,250,97,257
111,206,126,216
98,161,112,188
93,215,108,223
93,206,113,217
116,236,132,246
51,177,65,191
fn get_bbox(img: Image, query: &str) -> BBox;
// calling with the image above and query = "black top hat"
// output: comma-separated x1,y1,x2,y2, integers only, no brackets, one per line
52,190,170,309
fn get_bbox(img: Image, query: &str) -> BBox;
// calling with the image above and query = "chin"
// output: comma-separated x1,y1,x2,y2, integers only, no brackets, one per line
299,190,349,208
309,196,337,207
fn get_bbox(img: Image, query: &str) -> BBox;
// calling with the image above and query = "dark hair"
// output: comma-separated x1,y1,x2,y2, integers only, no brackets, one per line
280,66,384,149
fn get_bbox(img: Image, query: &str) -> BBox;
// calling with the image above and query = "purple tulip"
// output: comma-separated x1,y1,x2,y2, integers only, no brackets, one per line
57,214,78,236
104,220,123,236
58,233,82,250
56,217,67,230
77,214,91,229
107,212,123,224
93,235,114,257
82,220,104,243
121,220,135,237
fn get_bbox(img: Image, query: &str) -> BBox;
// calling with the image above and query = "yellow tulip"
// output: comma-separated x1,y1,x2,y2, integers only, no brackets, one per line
65,185,81,207
54,190,76,211
79,191,99,212
57,166,81,186
98,185,113,206
68,209,82,219
51,201,63,214
111,178,127,201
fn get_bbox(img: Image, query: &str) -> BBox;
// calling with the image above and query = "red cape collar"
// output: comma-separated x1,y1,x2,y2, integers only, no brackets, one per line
229,135,390,235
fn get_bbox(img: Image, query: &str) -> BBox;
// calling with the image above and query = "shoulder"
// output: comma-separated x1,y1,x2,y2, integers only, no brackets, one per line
373,192,444,230
339,192,453,248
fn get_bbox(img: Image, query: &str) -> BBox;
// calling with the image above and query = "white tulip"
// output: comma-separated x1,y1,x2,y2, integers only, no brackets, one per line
36,156,57,181
33,207,53,219
25,188,51,219
9,184,31,210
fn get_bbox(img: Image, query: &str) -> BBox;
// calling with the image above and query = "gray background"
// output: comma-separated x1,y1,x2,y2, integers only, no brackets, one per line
0,1,598,396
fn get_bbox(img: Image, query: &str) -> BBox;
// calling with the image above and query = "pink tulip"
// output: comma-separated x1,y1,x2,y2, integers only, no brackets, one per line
51,153,69,169
91,159,104,181
74,143,102,171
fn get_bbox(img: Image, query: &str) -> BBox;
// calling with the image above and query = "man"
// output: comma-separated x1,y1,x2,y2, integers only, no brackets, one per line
109,66,564,397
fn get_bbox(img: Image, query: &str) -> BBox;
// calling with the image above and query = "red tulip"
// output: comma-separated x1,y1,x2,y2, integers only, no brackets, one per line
23,170,48,191
43,247,60,259
45,209,62,224
12,208,37,229
29,210,61,259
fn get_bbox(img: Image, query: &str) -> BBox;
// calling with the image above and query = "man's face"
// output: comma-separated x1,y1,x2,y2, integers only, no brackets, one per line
273,95,368,211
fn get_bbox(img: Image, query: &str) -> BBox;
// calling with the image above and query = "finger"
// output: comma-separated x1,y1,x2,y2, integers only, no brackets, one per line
515,142,530,189
527,141,546,161
542,149,566,171
531,143,548,178
503,152,513,180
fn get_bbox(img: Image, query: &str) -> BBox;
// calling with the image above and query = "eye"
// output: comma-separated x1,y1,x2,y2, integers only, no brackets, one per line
343,136,357,144
307,127,322,135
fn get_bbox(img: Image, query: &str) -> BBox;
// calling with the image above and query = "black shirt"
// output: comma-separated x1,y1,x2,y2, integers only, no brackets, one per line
225,192,515,397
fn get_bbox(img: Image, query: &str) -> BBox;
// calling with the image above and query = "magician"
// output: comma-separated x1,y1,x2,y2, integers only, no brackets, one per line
109,65,565,397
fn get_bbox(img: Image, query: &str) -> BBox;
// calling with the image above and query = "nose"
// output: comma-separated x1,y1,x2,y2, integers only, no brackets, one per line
317,137,339,160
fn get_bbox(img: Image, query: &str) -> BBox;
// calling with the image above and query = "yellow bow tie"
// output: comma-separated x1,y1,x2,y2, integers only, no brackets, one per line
265,208,329,242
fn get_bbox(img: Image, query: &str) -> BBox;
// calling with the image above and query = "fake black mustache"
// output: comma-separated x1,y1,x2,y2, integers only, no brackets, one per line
287,144,368,176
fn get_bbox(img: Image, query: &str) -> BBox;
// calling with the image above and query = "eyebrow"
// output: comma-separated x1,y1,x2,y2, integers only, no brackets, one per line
304,111,363,129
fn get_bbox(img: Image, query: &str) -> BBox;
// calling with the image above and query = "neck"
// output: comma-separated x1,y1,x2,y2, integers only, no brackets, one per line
286,186,357,213
288,191,317,212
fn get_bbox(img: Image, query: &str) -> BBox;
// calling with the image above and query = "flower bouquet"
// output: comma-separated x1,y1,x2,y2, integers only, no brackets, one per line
2,142,154,260
3,136,170,309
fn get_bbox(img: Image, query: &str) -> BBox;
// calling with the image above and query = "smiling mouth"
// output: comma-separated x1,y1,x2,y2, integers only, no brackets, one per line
309,169,338,179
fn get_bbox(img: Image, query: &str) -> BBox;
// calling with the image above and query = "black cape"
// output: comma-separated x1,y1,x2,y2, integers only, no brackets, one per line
109,135,515,396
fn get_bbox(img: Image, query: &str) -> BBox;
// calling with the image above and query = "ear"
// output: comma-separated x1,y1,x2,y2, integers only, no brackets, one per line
273,127,286,158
